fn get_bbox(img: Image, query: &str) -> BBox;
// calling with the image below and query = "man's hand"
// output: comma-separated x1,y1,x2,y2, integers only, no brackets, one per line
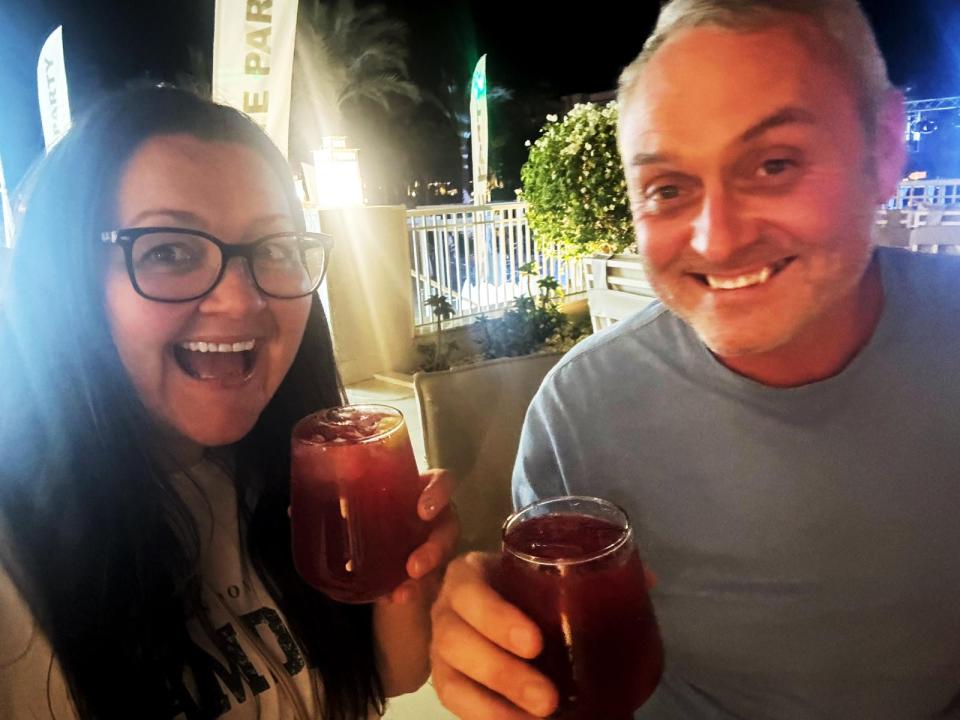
430,552,559,719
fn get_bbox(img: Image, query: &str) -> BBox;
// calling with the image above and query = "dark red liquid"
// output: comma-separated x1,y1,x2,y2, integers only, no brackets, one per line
291,408,429,603
497,513,663,720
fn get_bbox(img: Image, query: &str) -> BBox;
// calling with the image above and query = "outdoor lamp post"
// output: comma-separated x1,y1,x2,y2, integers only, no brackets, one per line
312,136,364,209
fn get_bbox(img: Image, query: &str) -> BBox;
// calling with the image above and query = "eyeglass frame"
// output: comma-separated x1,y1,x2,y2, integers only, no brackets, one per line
100,226,334,303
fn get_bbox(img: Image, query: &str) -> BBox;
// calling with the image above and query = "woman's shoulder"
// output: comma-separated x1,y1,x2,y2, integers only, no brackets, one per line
0,551,38,666
0,536,76,719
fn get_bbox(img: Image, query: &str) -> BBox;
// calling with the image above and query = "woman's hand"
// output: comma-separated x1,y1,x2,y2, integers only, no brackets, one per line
373,468,459,696
381,468,459,605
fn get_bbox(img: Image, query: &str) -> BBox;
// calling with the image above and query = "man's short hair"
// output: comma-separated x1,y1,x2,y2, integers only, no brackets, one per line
618,0,892,137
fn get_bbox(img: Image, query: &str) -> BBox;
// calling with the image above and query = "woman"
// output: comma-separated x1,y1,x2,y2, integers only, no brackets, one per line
0,85,456,719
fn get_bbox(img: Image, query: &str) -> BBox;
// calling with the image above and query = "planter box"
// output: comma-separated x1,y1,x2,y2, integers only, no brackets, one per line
414,351,564,552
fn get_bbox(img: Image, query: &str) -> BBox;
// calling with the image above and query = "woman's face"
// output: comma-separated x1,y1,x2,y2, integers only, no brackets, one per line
104,134,312,447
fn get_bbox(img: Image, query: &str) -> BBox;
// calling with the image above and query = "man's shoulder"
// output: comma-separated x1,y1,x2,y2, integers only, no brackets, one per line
881,246,960,299
879,247,960,330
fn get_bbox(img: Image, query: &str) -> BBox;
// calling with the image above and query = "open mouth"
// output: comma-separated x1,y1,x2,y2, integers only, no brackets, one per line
692,257,796,290
173,339,257,381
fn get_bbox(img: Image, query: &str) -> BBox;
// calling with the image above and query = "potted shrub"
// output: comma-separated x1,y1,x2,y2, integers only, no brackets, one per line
519,102,634,258
522,101,653,326
412,265,589,552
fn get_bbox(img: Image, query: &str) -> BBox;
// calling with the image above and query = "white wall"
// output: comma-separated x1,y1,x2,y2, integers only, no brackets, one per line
320,206,419,385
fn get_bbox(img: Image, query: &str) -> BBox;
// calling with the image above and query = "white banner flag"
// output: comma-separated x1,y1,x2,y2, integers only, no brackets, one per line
37,26,72,152
212,0,298,157
0,153,14,247
469,55,489,205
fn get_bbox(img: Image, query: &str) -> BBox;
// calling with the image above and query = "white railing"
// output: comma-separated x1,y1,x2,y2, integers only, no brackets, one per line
407,180,960,330
407,202,587,330
888,179,960,209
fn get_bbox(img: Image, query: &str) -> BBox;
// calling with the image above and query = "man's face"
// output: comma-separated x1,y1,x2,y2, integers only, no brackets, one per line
619,19,903,366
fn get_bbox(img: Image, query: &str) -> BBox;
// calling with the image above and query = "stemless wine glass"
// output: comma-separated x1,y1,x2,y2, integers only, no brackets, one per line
290,404,428,603
497,496,663,719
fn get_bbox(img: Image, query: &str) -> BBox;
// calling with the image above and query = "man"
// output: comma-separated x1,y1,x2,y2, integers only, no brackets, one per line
429,1,960,718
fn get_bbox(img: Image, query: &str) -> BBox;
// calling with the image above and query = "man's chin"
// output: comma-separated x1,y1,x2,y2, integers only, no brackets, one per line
694,325,789,362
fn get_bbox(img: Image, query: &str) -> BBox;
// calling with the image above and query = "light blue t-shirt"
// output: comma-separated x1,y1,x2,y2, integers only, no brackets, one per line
513,248,960,718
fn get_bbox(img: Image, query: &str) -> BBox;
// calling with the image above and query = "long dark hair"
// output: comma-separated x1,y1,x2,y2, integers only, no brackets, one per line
0,86,384,719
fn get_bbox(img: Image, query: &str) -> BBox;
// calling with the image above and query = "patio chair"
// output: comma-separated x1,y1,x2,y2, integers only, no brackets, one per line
587,288,656,331
587,255,658,330
909,224,960,254
875,210,911,249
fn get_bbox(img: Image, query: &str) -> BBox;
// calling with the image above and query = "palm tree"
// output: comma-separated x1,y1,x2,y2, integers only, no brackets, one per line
175,46,213,99
290,0,426,203
293,0,421,142
420,294,457,371
422,69,513,201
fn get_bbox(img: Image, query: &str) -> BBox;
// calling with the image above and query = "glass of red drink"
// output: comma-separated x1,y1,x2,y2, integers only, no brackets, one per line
496,496,663,720
290,404,429,603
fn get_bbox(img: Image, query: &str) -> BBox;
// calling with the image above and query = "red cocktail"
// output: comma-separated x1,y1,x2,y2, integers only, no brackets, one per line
497,496,663,719
291,404,428,603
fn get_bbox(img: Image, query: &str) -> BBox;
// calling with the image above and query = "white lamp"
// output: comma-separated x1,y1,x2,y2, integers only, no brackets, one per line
312,137,364,208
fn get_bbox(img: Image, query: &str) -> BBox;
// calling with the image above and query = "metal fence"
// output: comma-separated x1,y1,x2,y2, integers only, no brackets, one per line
888,179,960,209
407,202,587,330
410,179,960,330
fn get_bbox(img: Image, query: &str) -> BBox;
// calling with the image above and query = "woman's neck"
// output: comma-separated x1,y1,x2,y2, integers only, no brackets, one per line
151,423,207,471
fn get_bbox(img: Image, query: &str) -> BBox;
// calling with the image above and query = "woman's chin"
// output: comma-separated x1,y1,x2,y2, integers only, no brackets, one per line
168,415,260,449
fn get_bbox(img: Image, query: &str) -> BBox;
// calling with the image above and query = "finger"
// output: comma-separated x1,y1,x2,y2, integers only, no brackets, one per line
408,509,460,579
383,579,415,605
418,468,454,520
432,609,557,717
431,661,548,720
442,554,543,659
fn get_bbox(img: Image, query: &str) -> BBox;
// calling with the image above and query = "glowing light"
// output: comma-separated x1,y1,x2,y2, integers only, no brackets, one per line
312,137,363,209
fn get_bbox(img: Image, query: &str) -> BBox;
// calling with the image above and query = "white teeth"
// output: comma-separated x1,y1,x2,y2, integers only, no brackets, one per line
706,266,772,290
179,339,256,353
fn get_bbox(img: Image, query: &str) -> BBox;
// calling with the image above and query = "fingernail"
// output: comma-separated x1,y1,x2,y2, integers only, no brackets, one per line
509,626,537,656
522,684,552,716
420,497,438,518
410,557,424,577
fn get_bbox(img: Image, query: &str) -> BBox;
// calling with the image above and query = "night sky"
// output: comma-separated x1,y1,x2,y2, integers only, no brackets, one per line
1,0,959,189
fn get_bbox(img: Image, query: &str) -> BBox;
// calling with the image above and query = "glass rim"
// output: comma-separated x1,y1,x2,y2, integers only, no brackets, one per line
292,403,405,447
501,495,633,567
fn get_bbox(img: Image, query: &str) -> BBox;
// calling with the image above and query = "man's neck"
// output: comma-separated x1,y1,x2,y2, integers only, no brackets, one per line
716,257,886,388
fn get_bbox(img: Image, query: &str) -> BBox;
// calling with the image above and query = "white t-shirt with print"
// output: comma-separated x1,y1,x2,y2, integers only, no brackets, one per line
0,455,343,719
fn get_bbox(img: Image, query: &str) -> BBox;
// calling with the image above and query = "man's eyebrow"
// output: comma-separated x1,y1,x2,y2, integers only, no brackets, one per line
629,151,675,168
739,106,816,143
627,107,816,168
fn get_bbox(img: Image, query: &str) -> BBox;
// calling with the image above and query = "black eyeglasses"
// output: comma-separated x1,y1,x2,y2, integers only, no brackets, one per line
101,227,334,302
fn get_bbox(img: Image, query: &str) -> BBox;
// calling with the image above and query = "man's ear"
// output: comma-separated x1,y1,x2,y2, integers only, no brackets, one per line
871,89,907,203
